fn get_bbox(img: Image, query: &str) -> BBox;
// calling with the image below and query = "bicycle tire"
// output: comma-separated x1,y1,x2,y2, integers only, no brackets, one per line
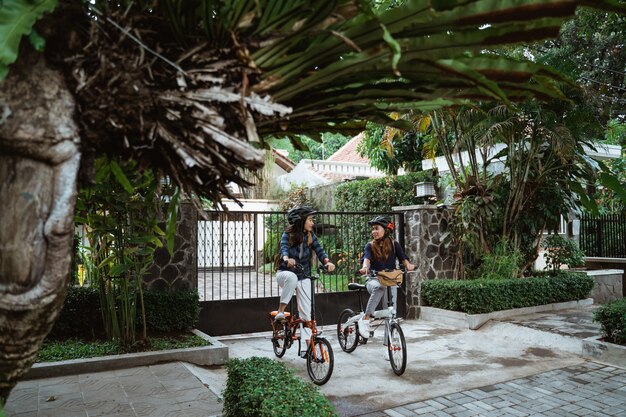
337,309,359,353
306,337,334,385
388,322,407,375
272,320,288,358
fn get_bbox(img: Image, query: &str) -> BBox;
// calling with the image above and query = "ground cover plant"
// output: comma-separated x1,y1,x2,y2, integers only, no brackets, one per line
223,357,336,417
37,334,208,362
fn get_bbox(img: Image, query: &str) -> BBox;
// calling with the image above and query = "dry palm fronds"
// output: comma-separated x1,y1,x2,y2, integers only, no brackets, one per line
45,2,288,209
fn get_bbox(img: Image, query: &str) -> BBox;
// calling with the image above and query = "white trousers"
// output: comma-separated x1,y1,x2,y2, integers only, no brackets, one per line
276,270,312,340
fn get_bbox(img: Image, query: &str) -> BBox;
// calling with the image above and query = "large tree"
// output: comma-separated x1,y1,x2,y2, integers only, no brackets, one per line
1,0,625,402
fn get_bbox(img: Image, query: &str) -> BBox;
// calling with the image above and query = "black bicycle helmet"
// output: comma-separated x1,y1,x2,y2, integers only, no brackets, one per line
287,206,317,225
368,215,394,231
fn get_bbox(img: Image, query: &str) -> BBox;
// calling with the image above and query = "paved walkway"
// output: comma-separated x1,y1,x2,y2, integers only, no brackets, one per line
3,362,223,417
3,305,625,417
361,362,626,417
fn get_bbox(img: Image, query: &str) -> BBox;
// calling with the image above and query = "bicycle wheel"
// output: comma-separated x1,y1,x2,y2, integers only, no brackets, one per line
306,337,334,385
272,321,288,358
337,309,359,353
387,322,407,375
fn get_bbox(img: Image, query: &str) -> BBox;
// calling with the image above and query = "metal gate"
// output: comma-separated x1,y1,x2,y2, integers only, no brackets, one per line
196,211,406,336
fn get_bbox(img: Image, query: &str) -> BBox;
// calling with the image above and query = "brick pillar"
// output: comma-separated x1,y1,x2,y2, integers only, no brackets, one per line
394,204,456,318
144,202,198,292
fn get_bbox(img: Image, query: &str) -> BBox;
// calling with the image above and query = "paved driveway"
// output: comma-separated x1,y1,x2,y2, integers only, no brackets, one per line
4,311,625,417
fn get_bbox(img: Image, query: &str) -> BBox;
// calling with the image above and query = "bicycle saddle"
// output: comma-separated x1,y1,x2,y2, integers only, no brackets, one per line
348,283,366,291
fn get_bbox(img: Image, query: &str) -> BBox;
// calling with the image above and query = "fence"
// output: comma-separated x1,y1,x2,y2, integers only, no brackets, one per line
580,213,626,258
197,211,403,301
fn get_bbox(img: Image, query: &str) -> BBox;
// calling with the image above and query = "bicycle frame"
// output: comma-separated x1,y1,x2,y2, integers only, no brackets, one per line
342,282,398,331
337,270,407,375
270,265,334,385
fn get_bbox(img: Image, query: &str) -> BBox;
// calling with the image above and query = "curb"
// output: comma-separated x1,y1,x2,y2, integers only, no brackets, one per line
24,329,228,380
419,298,594,330
582,337,626,368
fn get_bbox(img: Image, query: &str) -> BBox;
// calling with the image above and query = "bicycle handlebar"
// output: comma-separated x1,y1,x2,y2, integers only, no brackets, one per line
361,267,407,278
287,263,328,279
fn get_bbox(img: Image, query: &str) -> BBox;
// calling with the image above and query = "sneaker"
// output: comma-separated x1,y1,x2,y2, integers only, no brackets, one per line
274,312,285,322
357,317,371,339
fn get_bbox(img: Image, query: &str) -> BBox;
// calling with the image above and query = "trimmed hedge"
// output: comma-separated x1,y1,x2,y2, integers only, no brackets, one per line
141,290,200,332
223,357,336,417
49,286,200,338
421,272,594,314
593,298,626,346
50,286,101,338
335,171,435,212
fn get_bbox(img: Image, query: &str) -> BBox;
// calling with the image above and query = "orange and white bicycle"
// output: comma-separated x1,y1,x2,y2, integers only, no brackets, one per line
269,264,334,385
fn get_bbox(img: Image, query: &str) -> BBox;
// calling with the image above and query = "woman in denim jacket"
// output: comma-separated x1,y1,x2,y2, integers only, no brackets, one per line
274,206,335,344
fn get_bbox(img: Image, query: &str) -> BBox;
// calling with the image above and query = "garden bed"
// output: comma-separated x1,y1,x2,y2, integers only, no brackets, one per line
24,329,228,380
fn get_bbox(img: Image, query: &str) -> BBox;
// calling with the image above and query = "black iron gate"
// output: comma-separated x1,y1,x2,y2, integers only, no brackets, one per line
196,210,406,336
580,213,626,258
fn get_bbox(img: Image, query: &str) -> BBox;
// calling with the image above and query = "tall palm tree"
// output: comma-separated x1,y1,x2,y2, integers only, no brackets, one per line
1,0,624,402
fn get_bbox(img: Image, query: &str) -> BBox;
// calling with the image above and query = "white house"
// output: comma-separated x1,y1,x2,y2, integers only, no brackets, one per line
422,142,621,174
275,133,387,190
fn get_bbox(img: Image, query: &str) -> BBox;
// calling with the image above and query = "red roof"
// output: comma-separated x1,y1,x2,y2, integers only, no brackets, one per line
327,133,370,164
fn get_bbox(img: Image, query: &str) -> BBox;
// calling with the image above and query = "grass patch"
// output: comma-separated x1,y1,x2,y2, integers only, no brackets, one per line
37,334,209,363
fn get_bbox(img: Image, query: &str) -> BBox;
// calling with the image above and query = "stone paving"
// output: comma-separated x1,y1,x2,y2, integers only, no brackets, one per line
3,362,222,417
359,362,626,417
501,306,602,340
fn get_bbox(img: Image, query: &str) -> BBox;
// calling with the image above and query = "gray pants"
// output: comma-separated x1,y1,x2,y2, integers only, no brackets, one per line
276,270,312,340
365,278,397,345
365,278,397,316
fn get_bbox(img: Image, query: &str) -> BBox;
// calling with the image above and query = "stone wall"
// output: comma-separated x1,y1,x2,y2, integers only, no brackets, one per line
586,269,624,303
585,258,626,297
144,203,198,292
394,205,456,318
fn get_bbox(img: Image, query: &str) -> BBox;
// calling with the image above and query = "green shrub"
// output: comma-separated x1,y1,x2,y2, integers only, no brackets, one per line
421,272,594,314
141,290,200,332
50,286,102,338
334,171,435,212
593,298,626,346
472,240,522,280
223,357,336,417
543,234,585,273
49,287,200,338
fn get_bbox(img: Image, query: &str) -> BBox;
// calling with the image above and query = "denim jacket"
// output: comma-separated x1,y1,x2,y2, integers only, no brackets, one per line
278,232,328,279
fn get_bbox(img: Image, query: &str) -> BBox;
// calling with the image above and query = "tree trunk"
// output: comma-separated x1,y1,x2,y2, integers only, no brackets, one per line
0,47,80,403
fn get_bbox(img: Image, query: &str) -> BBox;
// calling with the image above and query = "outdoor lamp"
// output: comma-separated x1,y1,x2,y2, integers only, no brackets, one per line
415,181,436,204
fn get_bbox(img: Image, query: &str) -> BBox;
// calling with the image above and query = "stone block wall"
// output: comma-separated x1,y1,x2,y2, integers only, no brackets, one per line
585,259,626,297
144,203,198,292
586,269,624,304
394,205,456,318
